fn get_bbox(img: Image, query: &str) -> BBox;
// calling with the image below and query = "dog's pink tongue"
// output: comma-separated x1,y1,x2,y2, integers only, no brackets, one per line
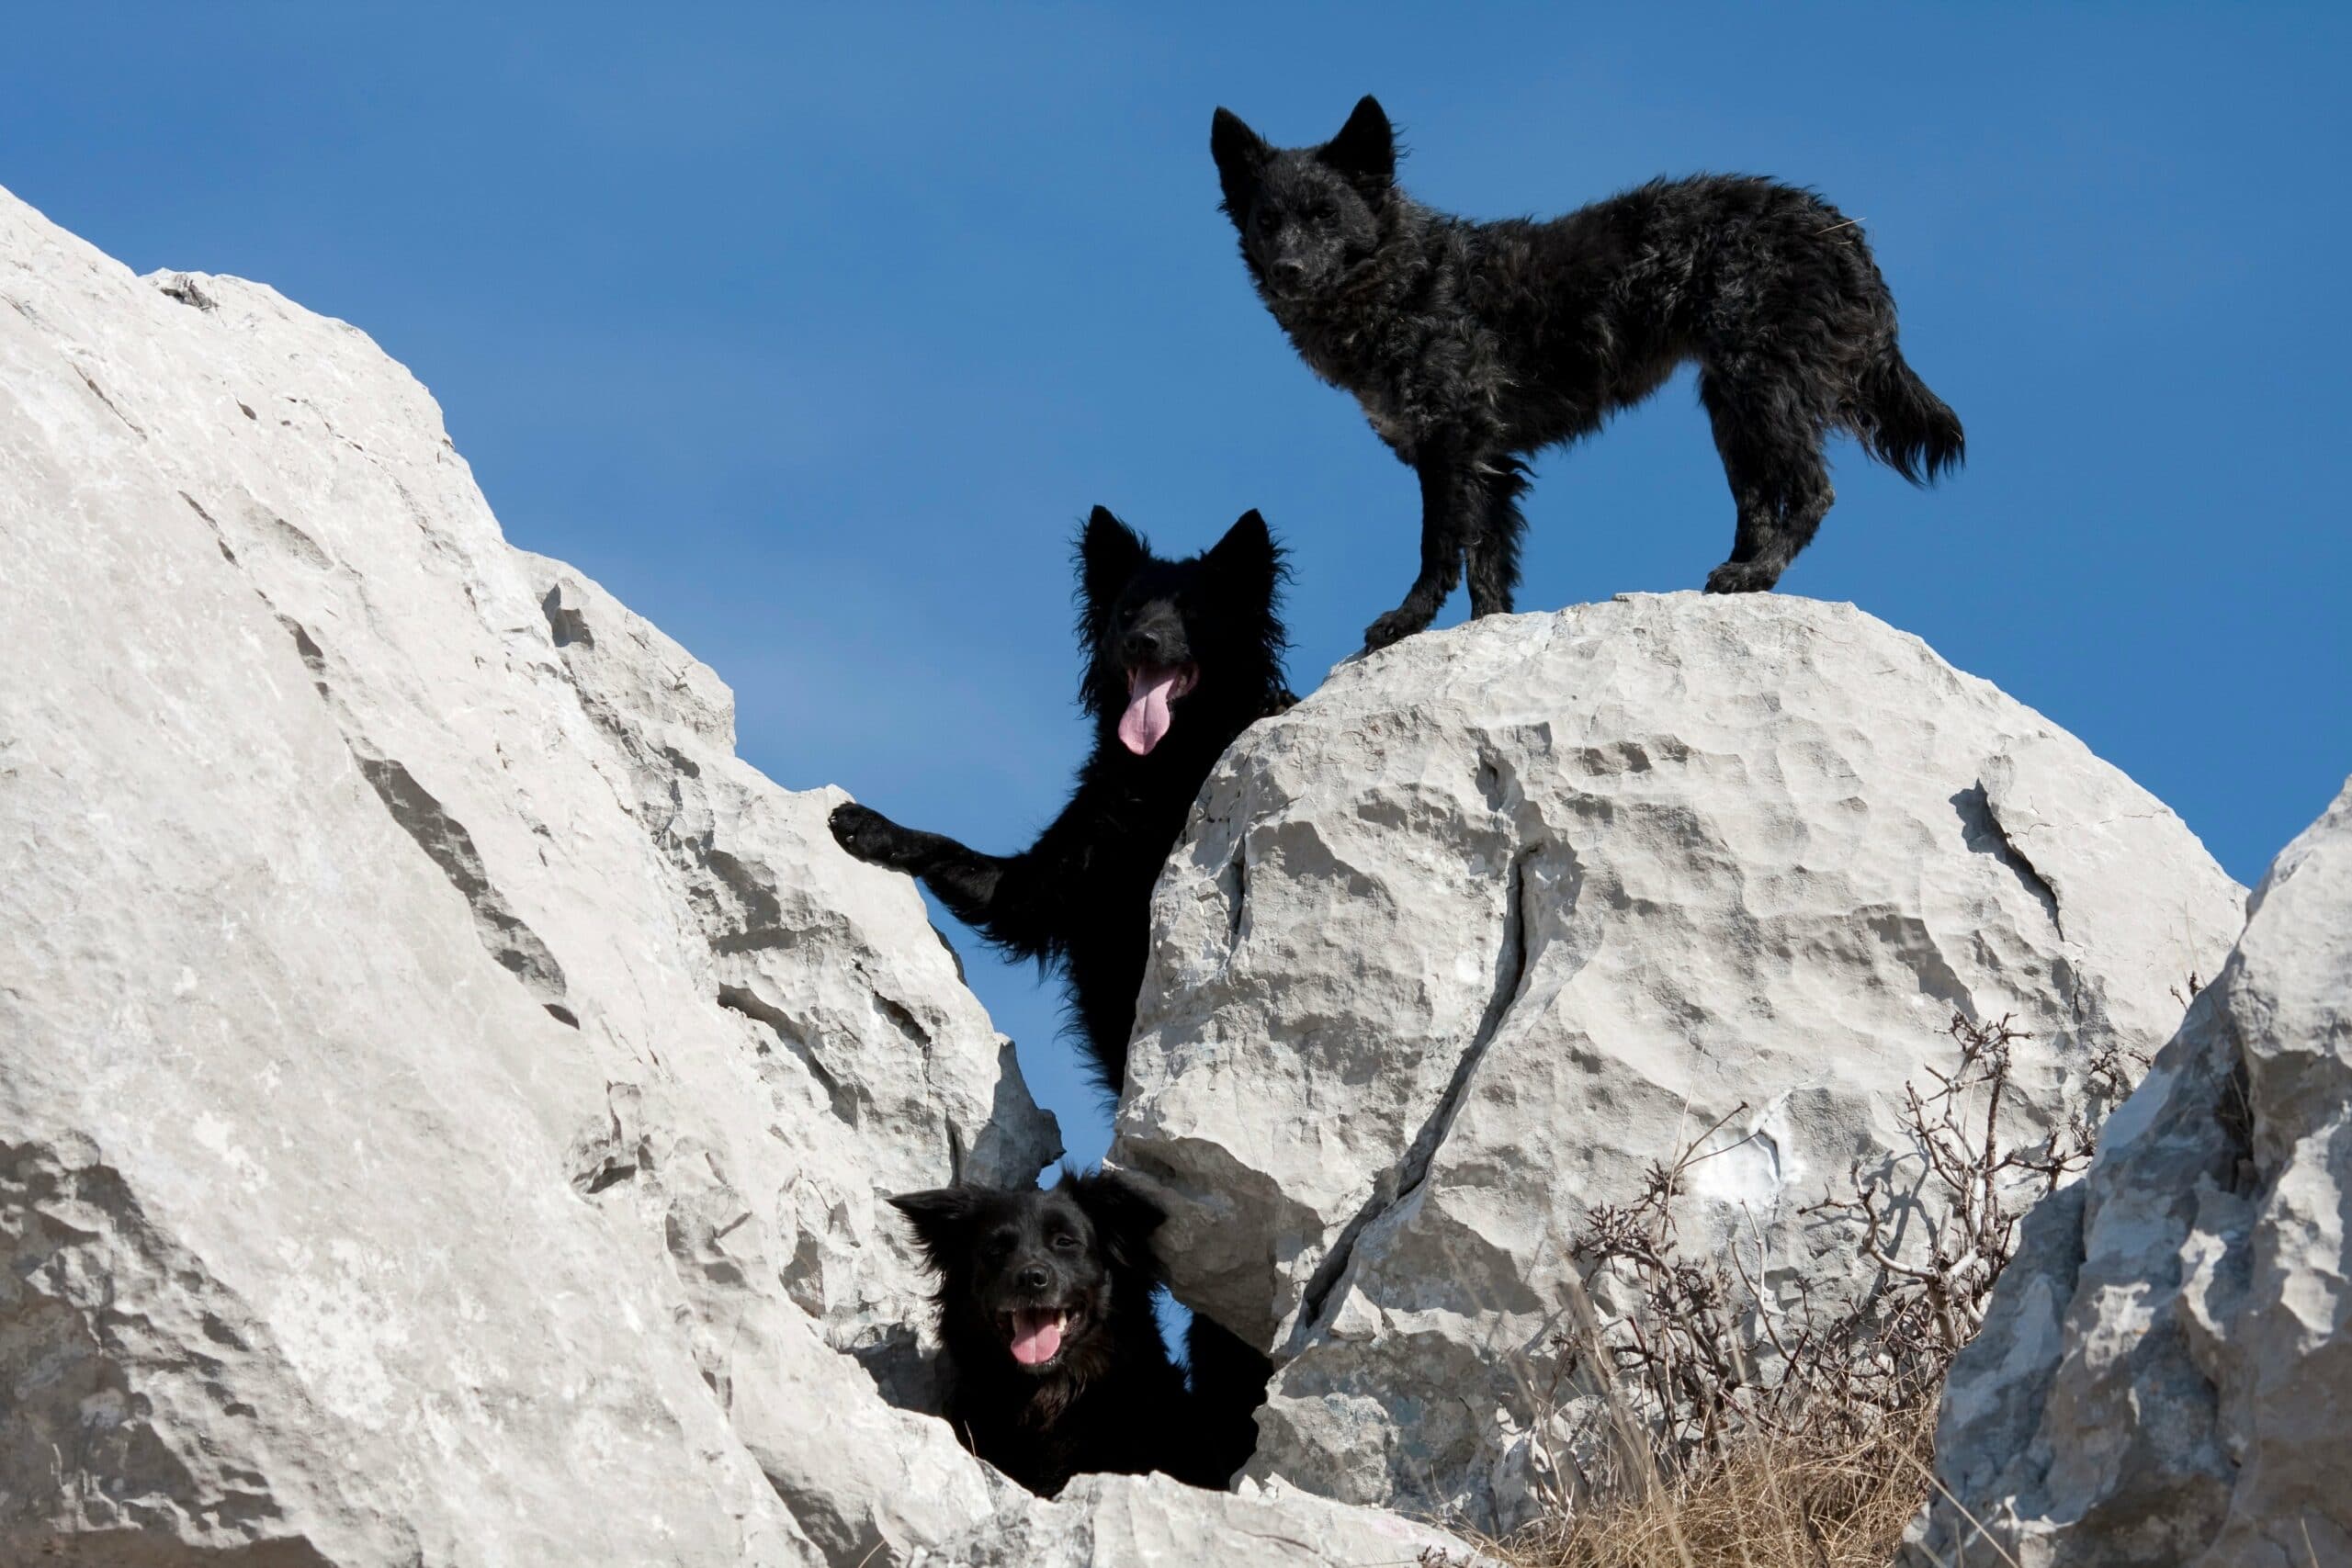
1010,1309,1063,1367
1118,667,1180,756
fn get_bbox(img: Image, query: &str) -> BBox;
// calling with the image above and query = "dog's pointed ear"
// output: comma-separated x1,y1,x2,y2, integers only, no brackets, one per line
1073,1170,1167,1274
889,1187,980,1269
1318,95,1394,191
1204,509,1282,593
1211,107,1271,212
1078,506,1149,620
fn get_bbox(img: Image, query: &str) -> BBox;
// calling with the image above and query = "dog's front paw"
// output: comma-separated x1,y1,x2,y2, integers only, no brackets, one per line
1362,605,1430,653
1703,559,1781,594
829,801,905,866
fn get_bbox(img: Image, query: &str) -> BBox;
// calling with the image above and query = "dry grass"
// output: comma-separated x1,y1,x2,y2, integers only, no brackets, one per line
1464,1405,1936,1568
1415,1013,2117,1568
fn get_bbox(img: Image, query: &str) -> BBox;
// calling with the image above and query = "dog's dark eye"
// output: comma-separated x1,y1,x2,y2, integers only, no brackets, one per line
1050,1233,1080,1251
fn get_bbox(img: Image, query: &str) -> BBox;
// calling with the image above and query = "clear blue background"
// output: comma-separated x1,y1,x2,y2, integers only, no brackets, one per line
7,4,2345,1168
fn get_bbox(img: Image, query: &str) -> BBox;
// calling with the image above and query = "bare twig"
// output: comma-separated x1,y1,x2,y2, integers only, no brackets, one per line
1487,1010,2120,1566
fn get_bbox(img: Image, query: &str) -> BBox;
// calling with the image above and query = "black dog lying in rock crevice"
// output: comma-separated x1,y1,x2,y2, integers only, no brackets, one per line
891,1170,1223,1497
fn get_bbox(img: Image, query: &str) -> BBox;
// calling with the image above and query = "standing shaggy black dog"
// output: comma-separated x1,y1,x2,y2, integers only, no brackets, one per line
828,505,1289,1097
891,1170,1215,1496
1210,96,1965,651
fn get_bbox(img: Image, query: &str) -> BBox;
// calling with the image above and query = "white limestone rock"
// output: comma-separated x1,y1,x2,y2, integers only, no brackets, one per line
1112,594,2246,1531
910,1472,1492,1567
0,180,1055,1564
518,556,1057,1398
1906,776,2352,1567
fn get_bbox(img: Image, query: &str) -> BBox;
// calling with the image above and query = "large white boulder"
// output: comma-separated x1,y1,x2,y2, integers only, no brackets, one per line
1112,594,2247,1530
0,180,1057,1563
0,179,1490,1568
1907,775,2352,1567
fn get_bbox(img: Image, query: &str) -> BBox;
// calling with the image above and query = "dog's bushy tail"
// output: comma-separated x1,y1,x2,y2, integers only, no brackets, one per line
1855,345,1964,485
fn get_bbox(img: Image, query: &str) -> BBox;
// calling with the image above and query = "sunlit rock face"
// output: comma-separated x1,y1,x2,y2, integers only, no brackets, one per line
0,178,1495,1568
1114,592,2245,1531
0,178,1058,1565
1907,776,2352,1568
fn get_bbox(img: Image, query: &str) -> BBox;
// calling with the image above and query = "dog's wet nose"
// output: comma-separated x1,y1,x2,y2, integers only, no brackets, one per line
1017,1265,1051,1292
1122,628,1166,664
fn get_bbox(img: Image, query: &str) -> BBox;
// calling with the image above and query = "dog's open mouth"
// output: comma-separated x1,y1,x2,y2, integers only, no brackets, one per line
1117,662,1199,757
1002,1304,1082,1368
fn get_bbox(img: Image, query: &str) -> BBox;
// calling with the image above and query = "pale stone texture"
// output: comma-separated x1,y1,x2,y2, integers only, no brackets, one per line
1907,776,2352,1568
0,179,1484,1568
1112,595,2247,1531
910,1472,1492,1567
0,181,1056,1563
9,173,2302,1568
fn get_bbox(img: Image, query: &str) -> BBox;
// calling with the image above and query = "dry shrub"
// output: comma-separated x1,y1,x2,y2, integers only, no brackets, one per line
1429,1014,2120,1568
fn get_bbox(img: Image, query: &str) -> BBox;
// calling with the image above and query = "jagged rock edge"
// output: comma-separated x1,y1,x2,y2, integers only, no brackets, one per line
185,483,579,1028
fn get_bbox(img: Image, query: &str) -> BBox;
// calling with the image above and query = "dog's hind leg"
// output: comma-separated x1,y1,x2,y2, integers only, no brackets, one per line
1698,367,1835,593
1464,458,1532,618
1363,457,1475,651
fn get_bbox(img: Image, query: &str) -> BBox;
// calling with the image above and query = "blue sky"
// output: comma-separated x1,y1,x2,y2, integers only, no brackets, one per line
7,4,2345,1167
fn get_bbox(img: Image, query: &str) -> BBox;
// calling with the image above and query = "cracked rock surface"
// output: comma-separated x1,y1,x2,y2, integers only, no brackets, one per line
1113,594,2247,1530
0,178,1488,1568
1906,775,2352,1568
0,181,1064,1563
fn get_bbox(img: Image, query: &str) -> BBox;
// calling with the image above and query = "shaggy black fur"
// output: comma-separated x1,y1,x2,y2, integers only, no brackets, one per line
832,507,1287,1489
1211,96,1965,650
892,1170,1217,1496
827,505,1291,1099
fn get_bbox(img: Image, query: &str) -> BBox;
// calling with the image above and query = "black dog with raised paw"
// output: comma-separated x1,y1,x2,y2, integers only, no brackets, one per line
828,505,1290,1099
1211,96,1964,650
